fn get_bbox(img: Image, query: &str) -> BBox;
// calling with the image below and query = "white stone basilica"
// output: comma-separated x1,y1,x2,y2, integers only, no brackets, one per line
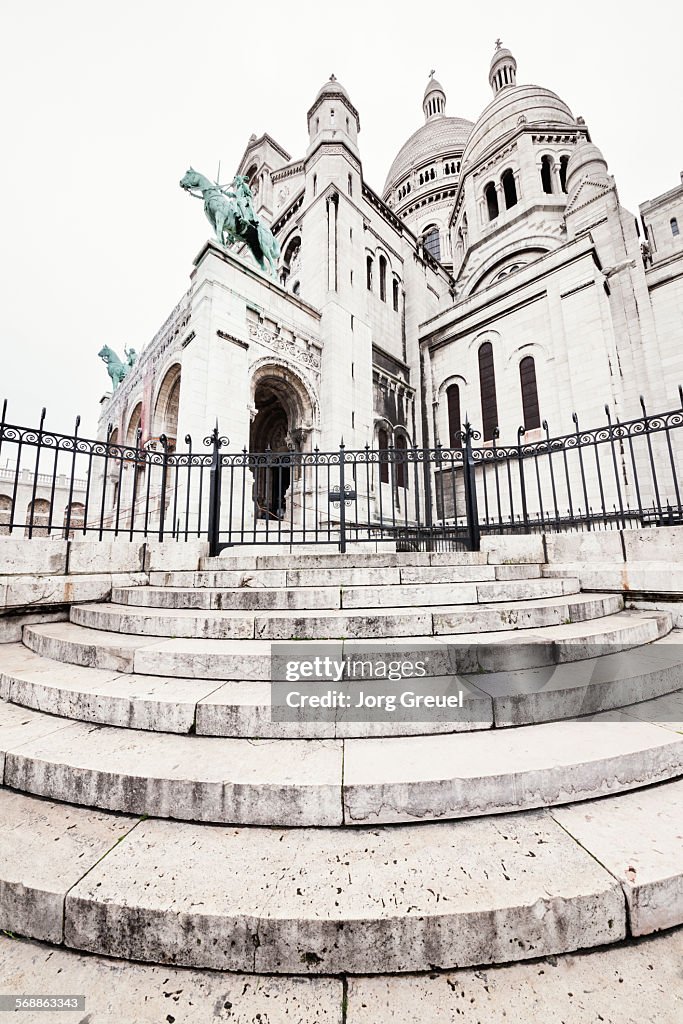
99,43,683,519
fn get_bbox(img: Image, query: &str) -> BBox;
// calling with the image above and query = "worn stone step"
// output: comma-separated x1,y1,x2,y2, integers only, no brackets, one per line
345,927,683,1022
4,637,682,738
202,550,490,570
3,929,681,1024
148,562,543,589
68,592,621,641
22,612,672,680
113,584,345,611
468,630,683,726
543,561,683,596
2,693,682,826
112,576,576,612
342,693,683,824
0,643,494,738
0,699,343,826
0,788,624,972
0,933,342,1023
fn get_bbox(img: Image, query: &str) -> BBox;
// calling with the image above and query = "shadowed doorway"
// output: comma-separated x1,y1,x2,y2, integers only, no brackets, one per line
249,382,291,519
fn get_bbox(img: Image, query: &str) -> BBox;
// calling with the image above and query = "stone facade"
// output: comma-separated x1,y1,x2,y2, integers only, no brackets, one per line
97,46,683,522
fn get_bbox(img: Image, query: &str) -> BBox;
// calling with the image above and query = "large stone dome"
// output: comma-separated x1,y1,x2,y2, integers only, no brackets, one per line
383,116,474,195
462,83,575,171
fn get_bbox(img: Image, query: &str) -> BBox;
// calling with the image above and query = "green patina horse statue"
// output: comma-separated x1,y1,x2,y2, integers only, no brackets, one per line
98,345,137,390
179,168,280,277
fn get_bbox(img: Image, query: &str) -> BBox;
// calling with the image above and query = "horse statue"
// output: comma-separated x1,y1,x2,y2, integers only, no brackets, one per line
98,345,129,390
179,167,280,278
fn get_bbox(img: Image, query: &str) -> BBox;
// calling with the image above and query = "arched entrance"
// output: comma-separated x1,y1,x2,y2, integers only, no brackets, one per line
249,364,317,521
250,381,292,519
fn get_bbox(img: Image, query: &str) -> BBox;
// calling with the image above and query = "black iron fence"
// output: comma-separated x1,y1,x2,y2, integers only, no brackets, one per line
1,393,682,554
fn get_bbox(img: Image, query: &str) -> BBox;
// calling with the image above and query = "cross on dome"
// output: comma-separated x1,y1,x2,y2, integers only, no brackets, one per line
495,38,503,50
429,69,436,79
329,73,336,81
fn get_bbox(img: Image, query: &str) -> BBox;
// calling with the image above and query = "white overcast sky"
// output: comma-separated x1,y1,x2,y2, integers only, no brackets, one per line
1,0,681,438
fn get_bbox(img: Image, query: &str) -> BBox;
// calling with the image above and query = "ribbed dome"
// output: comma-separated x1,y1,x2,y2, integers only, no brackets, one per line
315,75,350,101
462,84,575,170
383,116,474,194
424,76,445,98
566,139,609,193
490,46,514,69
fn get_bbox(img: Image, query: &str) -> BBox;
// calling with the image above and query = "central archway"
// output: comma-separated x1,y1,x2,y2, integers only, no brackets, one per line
248,363,317,521
250,381,291,518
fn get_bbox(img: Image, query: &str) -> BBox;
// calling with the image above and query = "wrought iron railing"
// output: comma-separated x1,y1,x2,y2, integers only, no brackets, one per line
1,393,681,552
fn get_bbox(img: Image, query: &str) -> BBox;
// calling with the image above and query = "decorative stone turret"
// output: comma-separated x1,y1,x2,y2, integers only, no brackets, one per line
306,74,360,160
423,72,446,120
489,39,517,95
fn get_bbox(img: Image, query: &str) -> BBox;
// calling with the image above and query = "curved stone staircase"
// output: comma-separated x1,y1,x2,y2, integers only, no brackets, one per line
1,546,682,1018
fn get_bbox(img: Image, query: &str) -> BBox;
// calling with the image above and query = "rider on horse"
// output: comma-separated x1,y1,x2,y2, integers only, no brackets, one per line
228,175,258,235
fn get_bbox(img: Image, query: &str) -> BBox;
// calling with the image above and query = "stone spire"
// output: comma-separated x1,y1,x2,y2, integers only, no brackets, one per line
489,40,517,95
423,71,446,121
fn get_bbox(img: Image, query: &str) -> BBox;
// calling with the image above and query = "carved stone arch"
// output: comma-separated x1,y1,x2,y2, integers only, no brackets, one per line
125,400,144,446
152,361,182,445
506,340,550,365
466,329,502,358
437,373,469,401
463,238,556,296
374,415,394,440
249,359,320,453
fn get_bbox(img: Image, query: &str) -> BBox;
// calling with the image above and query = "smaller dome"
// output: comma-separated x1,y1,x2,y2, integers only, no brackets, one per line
490,46,514,68
462,83,575,170
424,76,445,98
566,139,609,192
316,74,350,101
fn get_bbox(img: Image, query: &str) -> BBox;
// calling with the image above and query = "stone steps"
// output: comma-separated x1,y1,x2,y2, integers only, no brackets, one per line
1,780,682,974
199,550,492,570
2,928,681,1023
3,637,683,737
113,575,566,611
22,611,673,678
149,561,543,589
1,692,682,826
69,592,622,640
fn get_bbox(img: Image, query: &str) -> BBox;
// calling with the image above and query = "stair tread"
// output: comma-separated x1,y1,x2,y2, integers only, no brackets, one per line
1,692,682,826
3,637,683,737
1,927,680,1021
1,780,681,973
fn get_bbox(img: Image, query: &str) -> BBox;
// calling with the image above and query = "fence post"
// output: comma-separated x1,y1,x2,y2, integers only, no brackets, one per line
158,434,169,542
517,426,530,532
206,423,225,557
338,440,347,554
463,421,480,551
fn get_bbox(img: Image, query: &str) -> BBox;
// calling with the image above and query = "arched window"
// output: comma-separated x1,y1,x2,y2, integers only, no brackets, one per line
423,226,441,260
672,218,680,237
392,278,400,312
478,342,498,441
446,383,462,449
502,169,518,209
519,356,541,431
379,255,387,301
347,173,353,196
280,235,301,287
485,182,499,220
559,156,569,193
378,428,389,484
25,498,51,537
366,254,373,290
396,434,408,489
540,156,553,194
312,174,317,197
